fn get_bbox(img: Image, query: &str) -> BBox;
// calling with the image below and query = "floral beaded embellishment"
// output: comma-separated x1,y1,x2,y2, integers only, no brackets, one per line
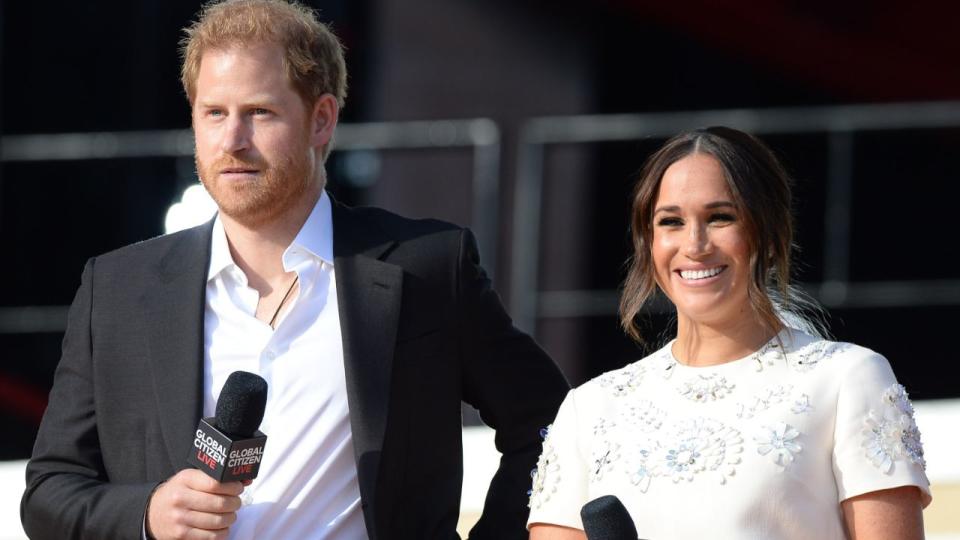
649,348,677,380
593,417,616,437
590,441,621,482
755,422,802,469
751,338,786,372
737,385,788,419
624,444,655,492
790,394,813,414
862,384,926,473
736,384,813,419
678,373,736,402
528,425,560,509
786,340,852,372
618,399,666,433
597,363,647,396
585,417,747,492
653,418,743,485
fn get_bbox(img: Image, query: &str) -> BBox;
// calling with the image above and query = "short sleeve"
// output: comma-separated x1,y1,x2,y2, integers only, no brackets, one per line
832,350,931,507
527,389,590,531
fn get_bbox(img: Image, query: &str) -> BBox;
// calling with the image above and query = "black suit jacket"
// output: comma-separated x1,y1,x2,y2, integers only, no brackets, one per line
21,199,569,540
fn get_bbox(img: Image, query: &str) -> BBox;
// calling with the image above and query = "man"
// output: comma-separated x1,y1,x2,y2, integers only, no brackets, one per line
20,1,568,538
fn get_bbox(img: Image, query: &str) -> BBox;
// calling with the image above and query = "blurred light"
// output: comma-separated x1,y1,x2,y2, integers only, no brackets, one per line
818,280,849,307
165,184,217,234
338,150,381,188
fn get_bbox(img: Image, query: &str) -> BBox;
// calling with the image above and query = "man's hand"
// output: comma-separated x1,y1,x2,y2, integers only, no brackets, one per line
145,469,245,540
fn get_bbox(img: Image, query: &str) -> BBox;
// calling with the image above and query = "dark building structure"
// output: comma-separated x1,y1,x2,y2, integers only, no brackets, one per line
2,0,959,458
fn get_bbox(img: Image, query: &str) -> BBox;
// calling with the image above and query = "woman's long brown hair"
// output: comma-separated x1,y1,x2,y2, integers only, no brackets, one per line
619,127,795,344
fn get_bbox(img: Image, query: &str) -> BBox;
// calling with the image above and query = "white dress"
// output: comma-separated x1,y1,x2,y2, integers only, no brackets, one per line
527,329,931,539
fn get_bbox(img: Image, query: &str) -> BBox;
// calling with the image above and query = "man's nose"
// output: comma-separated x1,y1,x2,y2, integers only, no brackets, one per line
221,116,251,154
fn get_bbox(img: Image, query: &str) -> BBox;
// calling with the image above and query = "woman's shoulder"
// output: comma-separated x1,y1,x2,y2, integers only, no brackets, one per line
777,328,892,375
574,342,674,398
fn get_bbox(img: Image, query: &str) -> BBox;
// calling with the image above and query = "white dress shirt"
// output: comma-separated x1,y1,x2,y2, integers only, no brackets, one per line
203,192,366,539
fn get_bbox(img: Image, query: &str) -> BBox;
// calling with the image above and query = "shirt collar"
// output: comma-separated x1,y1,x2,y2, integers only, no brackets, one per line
284,190,334,269
206,191,335,282
208,215,235,282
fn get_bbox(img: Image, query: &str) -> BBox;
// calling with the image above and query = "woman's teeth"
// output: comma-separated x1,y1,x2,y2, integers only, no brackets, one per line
680,267,724,280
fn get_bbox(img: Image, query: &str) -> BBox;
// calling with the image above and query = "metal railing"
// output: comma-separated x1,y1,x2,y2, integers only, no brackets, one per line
510,101,960,333
6,102,960,335
0,119,500,333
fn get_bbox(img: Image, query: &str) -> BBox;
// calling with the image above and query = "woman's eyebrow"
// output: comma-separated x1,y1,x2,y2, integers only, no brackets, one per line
654,201,736,215
705,201,736,209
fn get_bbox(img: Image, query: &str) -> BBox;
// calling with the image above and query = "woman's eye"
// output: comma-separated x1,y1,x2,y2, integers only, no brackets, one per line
710,213,736,223
657,217,683,227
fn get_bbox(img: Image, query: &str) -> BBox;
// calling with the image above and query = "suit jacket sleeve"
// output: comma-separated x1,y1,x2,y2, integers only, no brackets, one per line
455,230,570,540
21,258,159,540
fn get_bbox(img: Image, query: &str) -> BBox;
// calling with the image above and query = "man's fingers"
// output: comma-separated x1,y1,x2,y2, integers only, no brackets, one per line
147,470,243,539
215,481,245,496
187,491,243,514
180,469,245,495
183,529,230,540
183,509,238,531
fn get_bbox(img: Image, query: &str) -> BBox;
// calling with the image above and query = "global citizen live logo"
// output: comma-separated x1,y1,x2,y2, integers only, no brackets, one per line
187,418,267,482
193,427,227,470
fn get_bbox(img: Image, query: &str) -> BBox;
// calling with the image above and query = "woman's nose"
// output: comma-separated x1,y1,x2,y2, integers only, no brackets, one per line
683,223,711,257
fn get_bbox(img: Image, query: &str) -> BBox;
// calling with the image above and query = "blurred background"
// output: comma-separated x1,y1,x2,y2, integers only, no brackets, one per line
1,0,958,537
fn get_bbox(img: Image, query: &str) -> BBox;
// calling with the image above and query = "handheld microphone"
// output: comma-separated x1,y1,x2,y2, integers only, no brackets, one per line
187,371,268,482
580,495,640,540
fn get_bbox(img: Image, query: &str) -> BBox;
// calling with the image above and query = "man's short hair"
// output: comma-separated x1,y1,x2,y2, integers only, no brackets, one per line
179,0,347,109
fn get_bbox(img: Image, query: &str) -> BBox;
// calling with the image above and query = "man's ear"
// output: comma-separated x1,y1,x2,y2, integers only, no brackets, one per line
310,94,339,149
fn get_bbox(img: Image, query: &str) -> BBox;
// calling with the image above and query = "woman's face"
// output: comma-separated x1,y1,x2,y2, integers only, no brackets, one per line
651,153,753,327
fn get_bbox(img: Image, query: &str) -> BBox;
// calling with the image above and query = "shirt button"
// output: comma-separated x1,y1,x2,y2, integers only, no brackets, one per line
263,350,276,361
241,492,254,506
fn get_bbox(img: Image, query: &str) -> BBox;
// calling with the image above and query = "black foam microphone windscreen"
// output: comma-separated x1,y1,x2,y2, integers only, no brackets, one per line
187,371,269,482
580,495,639,540
215,371,268,437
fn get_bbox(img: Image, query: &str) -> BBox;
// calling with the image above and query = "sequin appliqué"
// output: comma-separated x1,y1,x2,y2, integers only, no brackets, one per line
653,418,743,485
598,363,647,397
593,417,616,436
790,394,813,414
736,384,792,419
862,384,926,473
752,339,785,372
624,443,655,492
528,425,560,509
590,440,621,482
618,399,666,433
650,349,677,380
755,422,802,469
787,341,851,372
679,373,736,402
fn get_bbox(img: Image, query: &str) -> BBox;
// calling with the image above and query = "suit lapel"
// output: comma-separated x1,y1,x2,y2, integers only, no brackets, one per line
332,201,402,532
143,222,211,471
136,204,402,526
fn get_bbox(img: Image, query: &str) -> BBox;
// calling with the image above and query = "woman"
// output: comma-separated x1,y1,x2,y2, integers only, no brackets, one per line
527,127,930,539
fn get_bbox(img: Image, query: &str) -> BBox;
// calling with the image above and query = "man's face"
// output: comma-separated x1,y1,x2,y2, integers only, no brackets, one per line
192,43,320,227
